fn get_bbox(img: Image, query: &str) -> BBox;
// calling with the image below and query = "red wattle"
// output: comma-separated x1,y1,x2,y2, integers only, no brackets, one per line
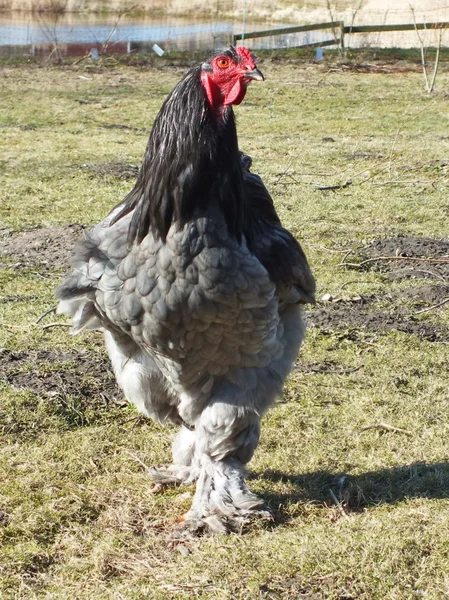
201,72,247,108
223,78,247,106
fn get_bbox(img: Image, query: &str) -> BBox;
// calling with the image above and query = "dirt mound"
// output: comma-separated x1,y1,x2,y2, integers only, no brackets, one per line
82,162,140,180
0,348,120,402
100,123,148,133
309,303,448,342
366,235,449,259
338,62,422,74
0,224,84,270
346,235,449,281
391,284,449,306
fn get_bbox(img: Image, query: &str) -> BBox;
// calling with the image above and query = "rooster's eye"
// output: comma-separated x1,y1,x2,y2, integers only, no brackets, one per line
217,58,230,68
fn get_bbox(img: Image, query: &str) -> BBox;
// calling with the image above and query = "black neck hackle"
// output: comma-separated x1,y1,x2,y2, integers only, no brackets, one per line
110,58,247,246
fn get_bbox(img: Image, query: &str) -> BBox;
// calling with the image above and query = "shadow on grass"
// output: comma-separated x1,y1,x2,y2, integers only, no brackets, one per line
254,462,449,520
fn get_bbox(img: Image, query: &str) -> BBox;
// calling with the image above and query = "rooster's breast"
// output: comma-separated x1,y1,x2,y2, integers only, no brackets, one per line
98,212,283,392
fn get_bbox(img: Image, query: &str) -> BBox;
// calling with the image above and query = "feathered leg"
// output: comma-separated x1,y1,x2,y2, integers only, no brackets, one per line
170,308,306,535
170,396,271,537
148,397,269,535
149,426,197,485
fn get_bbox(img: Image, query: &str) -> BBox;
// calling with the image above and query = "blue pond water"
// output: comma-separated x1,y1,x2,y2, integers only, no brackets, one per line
0,13,242,52
0,16,233,47
0,12,335,55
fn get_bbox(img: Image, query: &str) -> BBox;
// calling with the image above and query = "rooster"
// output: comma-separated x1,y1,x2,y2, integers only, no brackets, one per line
57,46,315,536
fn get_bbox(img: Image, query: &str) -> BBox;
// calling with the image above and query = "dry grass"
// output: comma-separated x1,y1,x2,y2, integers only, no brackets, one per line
2,56,449,599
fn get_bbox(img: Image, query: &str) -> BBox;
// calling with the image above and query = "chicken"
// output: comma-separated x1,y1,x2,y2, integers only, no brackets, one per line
57,46,315,536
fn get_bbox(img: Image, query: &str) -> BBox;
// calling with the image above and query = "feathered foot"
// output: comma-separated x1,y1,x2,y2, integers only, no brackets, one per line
148,464,194,487
170,458,272,538
148,426,198,489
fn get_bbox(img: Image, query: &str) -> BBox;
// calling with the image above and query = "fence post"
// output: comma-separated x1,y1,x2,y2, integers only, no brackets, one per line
340,21,345,48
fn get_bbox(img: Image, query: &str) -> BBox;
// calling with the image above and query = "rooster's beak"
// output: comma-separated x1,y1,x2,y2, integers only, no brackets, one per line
244,68,264,81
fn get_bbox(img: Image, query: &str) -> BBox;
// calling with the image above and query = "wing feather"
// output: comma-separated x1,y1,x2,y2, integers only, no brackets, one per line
241,154,316,305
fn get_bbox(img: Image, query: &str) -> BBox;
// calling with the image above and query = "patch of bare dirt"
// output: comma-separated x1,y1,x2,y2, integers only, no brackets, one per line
310,307,448,341
337,62,421,74
350,235,449,281
328,237,449,340
309,298,448,342
344,152,385,160
0,348,120,402
82,162,140,180
100,123,148,133
293,360,363,375
366,235,449,260
0,224,84,270
391,284,449,306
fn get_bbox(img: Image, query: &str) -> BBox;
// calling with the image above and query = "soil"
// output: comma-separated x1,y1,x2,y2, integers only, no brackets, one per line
0,348,121,403
309,302,448,342
0,224,85,270
338,62,422,74
351,234,449,281
293,360,363,375
310,250,449,340
365,235,449,260
100,124,148,134
391,284,449,306
82,161,140,180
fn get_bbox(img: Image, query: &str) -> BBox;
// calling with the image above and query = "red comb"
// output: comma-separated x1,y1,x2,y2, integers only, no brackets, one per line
236,46,256,66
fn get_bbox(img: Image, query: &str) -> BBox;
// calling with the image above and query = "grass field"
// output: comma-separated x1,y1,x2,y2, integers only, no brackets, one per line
1,54,449,599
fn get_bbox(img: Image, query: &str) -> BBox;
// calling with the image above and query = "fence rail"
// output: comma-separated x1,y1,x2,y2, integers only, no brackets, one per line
234,21,341,42
233,20,449,49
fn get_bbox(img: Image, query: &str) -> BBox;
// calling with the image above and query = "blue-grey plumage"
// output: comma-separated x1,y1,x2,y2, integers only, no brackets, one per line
56,46,315,536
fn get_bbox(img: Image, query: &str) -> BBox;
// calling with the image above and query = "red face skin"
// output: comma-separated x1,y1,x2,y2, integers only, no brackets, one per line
201,46,263,111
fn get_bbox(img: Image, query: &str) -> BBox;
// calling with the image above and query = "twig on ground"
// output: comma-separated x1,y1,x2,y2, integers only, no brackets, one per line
339,280,364,290
118,415,143,426
338,255,449,268
413,269,448,283
414,297,449,315
319,246,354,255
159,584,221,592
357,164,394,185
282,173,300,184
298,172,334,176
331,365,364,375
315,179,352,191
357,422,412,436
35,306,56,325
305,364,364,375
339,249,354,265
373,179,437,186
41,322,72,330
272,160,294,185
30,271,52,279
329,489,350,519
125,450,153,473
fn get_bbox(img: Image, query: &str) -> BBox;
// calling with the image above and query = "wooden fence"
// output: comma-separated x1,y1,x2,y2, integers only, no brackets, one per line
233,21,449,49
